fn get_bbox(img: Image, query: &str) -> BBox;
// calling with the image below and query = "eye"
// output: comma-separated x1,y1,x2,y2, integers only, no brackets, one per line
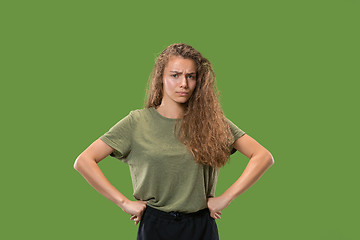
171,74,178,78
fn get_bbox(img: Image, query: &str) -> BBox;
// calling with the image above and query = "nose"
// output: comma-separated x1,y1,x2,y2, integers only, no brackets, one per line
180,76,188,88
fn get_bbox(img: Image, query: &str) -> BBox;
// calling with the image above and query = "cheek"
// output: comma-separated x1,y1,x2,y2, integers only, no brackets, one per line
164,78,177,91
190,81,197,91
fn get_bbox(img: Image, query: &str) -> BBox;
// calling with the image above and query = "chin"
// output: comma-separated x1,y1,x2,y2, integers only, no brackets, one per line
175,97,190,103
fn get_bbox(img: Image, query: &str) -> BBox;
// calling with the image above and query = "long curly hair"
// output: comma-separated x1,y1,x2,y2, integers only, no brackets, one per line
144,43,234,168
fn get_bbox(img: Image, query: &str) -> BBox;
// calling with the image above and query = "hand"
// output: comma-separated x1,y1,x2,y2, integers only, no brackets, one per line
120,199,147,225
206,195,231,220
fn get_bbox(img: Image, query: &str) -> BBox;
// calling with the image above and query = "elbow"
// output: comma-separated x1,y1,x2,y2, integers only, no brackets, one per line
267,152,275,166
253,150,274,167
73,156,84,172
74,155,96,172
259,150,274,166
73,157,80,171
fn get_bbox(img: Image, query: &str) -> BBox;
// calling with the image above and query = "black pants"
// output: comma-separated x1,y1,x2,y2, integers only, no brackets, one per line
137,205,219,240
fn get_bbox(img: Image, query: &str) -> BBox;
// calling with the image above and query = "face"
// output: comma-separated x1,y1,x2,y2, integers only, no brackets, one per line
161,56,197,106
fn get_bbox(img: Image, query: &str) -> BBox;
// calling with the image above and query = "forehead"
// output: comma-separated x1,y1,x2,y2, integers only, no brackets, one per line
165,56,196,71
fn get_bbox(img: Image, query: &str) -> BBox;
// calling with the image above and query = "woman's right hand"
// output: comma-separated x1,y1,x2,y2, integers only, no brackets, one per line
120,199,147,225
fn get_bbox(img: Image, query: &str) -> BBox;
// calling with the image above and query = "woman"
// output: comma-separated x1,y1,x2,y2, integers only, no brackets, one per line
74,43,274,240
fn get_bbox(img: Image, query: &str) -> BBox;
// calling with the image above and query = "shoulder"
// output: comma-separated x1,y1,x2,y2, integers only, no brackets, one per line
130,107,150,117
128,107,153,122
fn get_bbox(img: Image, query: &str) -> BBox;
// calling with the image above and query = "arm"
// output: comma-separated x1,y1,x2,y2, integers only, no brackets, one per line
74,138,147,225
221,134,274,202
74,139,129,206
207,134,274,219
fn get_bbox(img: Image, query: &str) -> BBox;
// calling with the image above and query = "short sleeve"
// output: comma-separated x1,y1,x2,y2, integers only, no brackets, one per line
225,117,246,155
99,111,134,162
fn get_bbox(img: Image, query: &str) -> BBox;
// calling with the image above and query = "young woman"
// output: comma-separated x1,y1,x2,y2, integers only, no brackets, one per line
74,43,274,240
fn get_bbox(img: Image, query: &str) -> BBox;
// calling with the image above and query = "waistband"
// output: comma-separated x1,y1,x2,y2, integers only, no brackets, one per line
144,205,210,221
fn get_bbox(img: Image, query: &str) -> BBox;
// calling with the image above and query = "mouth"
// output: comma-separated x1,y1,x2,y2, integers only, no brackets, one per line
177,92,189,96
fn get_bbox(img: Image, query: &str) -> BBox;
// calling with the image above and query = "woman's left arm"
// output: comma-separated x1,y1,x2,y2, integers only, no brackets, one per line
207,134,274,219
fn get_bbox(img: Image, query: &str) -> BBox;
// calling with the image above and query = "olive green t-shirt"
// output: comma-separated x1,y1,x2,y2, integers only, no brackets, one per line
99,107,246,213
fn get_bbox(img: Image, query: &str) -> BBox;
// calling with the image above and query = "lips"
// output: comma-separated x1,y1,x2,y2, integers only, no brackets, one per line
177,92,189,95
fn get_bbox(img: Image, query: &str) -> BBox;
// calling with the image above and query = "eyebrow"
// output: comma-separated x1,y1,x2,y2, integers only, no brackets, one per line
170,71,196,75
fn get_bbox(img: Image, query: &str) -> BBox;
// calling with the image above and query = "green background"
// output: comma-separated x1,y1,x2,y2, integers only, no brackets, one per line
1,0,359,239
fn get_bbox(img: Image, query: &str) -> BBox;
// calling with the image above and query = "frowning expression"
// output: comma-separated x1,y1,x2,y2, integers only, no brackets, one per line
162,56,197,105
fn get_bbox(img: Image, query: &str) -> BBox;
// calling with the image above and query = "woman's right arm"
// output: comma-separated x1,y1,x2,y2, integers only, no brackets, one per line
74,138,147,225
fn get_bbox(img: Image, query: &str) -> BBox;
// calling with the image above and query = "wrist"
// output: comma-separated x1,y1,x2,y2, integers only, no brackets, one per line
115,196,129,208
221,191,234,204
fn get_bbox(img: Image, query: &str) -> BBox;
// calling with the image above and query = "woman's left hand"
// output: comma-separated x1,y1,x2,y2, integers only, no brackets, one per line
206,195,231,220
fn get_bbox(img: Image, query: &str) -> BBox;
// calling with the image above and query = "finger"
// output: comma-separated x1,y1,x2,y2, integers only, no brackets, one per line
130,215,136,220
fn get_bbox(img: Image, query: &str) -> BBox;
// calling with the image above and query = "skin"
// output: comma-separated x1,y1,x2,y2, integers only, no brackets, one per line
155,55,197,119
74,55,275,226
207,137,274,220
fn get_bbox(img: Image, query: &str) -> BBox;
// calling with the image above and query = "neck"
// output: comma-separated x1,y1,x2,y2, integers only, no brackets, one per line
155,102,186,119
